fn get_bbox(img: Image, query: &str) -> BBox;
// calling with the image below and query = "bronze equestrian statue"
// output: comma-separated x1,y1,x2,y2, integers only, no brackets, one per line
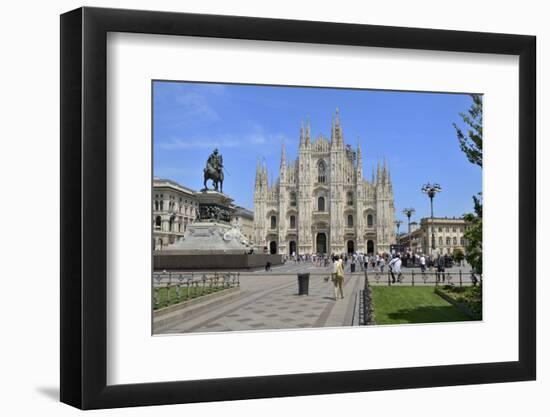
203,148,224,193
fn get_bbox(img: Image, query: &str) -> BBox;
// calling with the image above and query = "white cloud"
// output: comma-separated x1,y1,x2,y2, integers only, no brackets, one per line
165,83,228,122
153,166,198,178
174,92,220,121
157,129,290,151
157,136,241,150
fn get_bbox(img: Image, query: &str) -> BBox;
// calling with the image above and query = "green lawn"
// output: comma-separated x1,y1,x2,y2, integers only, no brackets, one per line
370,286,474,325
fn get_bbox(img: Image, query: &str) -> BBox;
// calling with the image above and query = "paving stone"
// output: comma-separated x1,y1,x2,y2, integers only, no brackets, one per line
158,271,364,334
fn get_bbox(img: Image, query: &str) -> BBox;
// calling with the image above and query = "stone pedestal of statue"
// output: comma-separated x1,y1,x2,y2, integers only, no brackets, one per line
162,190,253,255
154,189,283,270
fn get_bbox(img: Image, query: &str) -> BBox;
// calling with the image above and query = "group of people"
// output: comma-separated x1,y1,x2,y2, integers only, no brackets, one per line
280,250,459,291
327,252,405,298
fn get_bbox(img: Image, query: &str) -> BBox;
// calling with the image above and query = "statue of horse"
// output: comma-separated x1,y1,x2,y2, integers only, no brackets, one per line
203,166,224,193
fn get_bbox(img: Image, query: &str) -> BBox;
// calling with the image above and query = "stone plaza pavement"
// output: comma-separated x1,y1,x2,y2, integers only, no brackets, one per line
157,267,365,334
155,261,476,335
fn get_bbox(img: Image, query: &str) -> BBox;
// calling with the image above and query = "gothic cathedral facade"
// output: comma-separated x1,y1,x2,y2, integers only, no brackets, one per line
253,109,395,256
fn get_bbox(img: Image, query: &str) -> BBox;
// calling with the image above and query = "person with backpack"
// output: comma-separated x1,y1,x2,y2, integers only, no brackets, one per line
388,253,403,284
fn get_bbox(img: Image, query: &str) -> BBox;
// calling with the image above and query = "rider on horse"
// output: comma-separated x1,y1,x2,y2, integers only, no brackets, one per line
203,148,224,192
207,149,223,174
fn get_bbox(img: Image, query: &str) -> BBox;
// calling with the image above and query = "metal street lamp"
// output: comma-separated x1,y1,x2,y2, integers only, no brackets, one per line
395,220,403,245
421,183,442,256
402,207,416,252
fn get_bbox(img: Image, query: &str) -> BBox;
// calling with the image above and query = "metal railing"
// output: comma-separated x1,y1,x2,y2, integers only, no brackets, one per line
365,269,482,286
153,271,240,309
358,273,375,325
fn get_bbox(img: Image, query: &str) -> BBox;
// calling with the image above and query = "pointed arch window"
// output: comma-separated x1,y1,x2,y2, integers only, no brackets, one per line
367,214,374,227
317,160,327,183
346,191,354,206
347,215,354,227
317,196,325,212
289,191,297,207
289,215,296,229
270,215,277,229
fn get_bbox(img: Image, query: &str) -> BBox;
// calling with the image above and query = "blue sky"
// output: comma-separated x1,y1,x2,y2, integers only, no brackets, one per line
153,81,481,225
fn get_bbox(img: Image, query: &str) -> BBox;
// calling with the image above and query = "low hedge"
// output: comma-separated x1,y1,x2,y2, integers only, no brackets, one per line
435,285,482,320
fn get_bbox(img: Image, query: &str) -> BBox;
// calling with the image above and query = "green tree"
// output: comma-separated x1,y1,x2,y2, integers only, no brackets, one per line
453,94,482,167
454,95,483,274
452,248,465,263
463,193,482,274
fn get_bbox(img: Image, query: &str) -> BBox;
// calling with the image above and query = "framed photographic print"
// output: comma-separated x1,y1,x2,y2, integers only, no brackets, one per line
60,6,536,409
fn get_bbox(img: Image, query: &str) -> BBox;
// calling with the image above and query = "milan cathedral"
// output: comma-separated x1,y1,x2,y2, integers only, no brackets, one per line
253,109,395,256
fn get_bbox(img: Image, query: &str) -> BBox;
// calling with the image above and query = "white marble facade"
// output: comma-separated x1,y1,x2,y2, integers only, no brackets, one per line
253,109,395,256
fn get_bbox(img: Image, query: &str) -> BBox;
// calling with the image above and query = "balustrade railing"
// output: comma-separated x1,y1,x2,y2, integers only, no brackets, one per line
365,269,481,286
153,271,240,309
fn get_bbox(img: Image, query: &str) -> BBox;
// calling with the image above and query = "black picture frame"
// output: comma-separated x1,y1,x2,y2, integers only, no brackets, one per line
60,6,536,410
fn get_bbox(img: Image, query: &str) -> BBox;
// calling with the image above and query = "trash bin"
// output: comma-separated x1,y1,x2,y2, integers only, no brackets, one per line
351,263,356,273
297,273,310,295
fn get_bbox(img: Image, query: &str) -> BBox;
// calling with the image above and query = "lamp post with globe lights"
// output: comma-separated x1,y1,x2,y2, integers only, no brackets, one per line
421,183,442,256
402,207,416,252
394,220,403,245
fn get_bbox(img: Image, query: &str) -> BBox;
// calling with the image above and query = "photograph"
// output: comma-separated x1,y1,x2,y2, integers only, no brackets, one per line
0,0,542,414
151,81,483,334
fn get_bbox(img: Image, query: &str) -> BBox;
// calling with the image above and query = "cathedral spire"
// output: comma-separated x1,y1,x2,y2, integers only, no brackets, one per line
299,120,305,148
255,159,260,187
280,140,286,182
330,115,335,146
262,159,268,188
305,117,311,146
356,138,363,180
334,107,343,146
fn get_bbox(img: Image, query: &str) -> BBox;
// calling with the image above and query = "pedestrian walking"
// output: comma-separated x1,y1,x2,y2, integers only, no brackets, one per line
388,254,403,283
436,255,445,282
379,256,386,274
419,254,426,273
331,255,345,300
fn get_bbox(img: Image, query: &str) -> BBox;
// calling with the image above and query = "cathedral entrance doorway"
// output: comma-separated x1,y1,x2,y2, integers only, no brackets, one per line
269,241,277,254
367,240,374,255
289,241,296,256
316,233,327,255
347,240,355,254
